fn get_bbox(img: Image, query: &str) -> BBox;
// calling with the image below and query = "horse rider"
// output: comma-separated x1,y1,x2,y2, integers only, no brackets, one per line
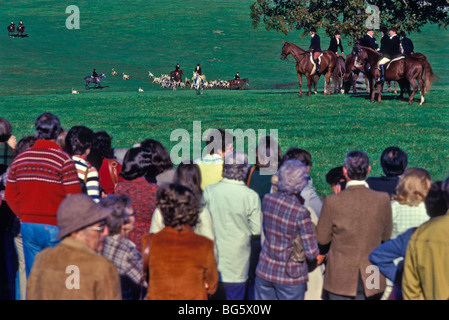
308,27,322,72
234,72,240,80
17,20,25,35
175,63,180,72
379,27,388,52
399,31,414,57
361,28,379,51
194,64,202,75
328,30,344,58
92,69,99,80
7,21,15,37
378,27,401,82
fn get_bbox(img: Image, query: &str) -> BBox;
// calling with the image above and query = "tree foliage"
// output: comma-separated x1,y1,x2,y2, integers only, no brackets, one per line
250,0,449,41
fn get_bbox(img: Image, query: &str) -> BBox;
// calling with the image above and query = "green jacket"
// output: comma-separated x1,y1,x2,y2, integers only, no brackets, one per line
402,213,449,300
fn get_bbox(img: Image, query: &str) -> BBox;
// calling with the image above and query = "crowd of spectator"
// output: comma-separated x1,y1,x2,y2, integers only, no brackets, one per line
0,113,448,300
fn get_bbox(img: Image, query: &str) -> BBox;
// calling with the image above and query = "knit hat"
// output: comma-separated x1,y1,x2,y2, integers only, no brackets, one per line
57,193,113,239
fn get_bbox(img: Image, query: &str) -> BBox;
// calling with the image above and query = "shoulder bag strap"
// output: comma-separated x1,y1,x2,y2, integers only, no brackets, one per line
246,166,256,187
107,159,119,191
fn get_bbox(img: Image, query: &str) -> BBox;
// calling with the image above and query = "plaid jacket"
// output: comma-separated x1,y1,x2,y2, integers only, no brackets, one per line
102,234,143,285
256,192,319,285
0,143,15,167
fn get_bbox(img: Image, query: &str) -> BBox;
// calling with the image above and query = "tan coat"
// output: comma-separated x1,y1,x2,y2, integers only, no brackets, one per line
316,185,392,298
27,238,121,300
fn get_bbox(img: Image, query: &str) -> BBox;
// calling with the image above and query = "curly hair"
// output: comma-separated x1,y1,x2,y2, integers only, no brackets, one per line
92,130,114,159
393,167,431,206
277,159,309,194
156,183,201,231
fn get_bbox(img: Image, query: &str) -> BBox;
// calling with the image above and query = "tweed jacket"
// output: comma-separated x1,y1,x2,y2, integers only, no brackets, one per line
316,184,393,298
27,238,121,300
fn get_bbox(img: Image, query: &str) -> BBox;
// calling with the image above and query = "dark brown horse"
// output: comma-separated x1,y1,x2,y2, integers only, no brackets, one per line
170,69,184,82
343,53,369,94
352,45,436,104
280,41,337,97
331,56,346,94
229,78,249,89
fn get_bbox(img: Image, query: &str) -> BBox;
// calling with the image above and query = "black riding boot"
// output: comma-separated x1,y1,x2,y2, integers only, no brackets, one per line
379,64,385,83
315,59,320,73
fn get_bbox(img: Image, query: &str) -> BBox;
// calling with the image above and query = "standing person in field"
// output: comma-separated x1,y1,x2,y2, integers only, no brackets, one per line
402,176,449,300
194,128,234,190
315,150,393,300
87,130,124,195
255,160,319,300
390,167,432,239
65,126,101,203
115,147,158,252
26,193,121,300
366,146,408,198
5,112,82,277
145,183,218,300
203,151,261,300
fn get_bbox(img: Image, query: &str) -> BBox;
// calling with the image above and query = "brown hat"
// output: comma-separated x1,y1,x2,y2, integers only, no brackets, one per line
57,193,113,239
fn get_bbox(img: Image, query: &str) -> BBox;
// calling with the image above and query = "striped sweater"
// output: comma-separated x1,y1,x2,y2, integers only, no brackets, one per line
4,139,82,226
72,155,101,203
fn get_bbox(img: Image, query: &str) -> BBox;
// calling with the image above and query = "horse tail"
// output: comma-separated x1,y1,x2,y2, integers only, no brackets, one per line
421,59,438,94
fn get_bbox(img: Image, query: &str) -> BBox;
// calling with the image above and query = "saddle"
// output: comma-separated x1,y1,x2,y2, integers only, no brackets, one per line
385,56,405,70
309,52,323,75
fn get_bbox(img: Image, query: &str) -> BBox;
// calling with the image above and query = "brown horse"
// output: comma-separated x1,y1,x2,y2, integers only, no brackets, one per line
229,78,249,89
170,69,184,82
280,41,337,97
352,45,436,104
343,53,370,94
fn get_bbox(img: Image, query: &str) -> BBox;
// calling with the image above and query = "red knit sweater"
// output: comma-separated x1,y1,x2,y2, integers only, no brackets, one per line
4,139,82,226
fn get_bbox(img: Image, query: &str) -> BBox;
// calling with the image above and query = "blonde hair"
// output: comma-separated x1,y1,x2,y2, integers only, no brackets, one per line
393,167,431,206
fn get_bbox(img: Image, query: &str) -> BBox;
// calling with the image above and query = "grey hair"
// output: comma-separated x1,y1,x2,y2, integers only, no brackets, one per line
344,150,370,180
222,151,250,181
277,159,309,194
100,194,132,235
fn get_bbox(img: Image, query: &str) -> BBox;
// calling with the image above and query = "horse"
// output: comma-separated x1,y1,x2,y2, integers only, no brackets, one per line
84,73,106,89
343,53,369,94
192,72,205,95
331,56,346,94
228,78,249,90
170,69,184,82
352,45,436,104
280,41,337,97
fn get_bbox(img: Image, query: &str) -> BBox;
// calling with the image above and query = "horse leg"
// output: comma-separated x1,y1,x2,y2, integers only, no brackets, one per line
314,75,319,94
370,79,376,102
326,72,332,95
306,76,312,97
377,83,382,103
297,73,303,98
408,80,419,105
417,77,425,105
352,73,358,93
394,81,398,94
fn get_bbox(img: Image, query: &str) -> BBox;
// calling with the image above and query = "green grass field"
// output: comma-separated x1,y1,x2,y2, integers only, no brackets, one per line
1,1,449,196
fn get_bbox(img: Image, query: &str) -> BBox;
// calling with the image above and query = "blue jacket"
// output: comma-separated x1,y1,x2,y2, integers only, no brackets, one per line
369,227,416,300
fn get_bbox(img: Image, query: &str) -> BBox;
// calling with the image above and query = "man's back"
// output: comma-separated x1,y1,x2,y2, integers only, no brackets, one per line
27,238,121,300
316,185,393,297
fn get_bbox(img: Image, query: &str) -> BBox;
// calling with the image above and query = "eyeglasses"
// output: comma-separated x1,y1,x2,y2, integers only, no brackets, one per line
87,223,107,232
